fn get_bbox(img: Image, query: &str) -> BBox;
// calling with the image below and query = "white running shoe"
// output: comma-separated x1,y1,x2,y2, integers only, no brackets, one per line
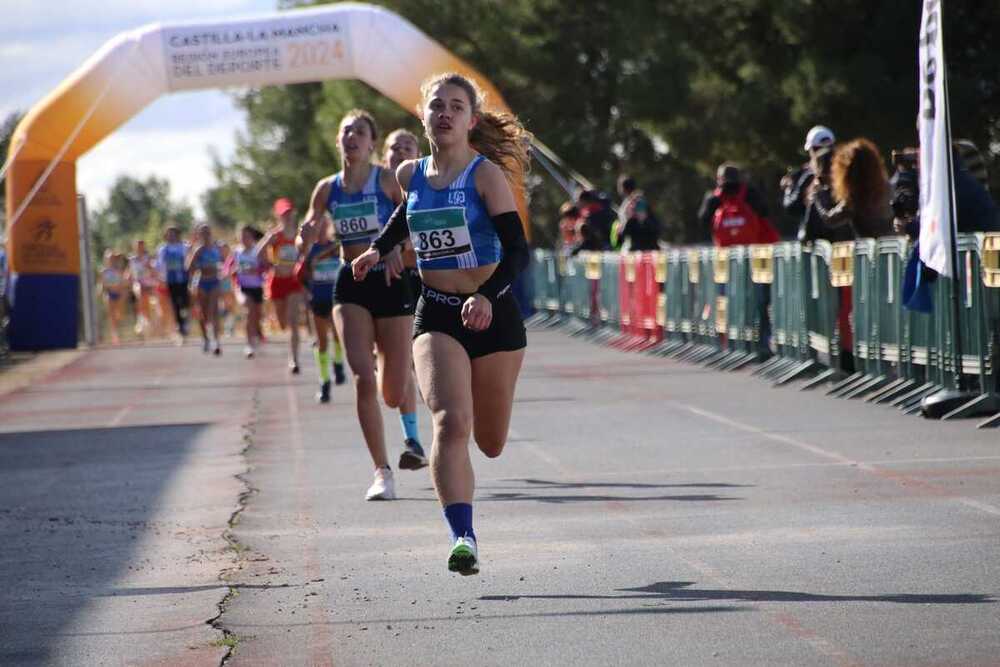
365,467,396,501
448,536,479,575
244,345,255,359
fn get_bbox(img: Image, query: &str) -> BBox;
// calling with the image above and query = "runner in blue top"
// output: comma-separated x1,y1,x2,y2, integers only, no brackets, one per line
354,73,531,575
157,227,190,341
298,217,347,403
382,128,426,468
303,109,427,503
186,224,223,356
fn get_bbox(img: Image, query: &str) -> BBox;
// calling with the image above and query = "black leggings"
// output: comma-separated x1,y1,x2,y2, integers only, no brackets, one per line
168,282,190,335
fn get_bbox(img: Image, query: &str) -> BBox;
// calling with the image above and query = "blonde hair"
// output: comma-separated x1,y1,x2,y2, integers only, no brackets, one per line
382,128,420,166
384,128,419,150
419,73,531,182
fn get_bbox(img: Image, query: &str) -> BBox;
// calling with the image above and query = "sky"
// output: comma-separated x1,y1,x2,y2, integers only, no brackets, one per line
1,0,279,215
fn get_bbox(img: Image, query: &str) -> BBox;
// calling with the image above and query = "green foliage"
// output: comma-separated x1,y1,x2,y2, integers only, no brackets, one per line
91,175,192,258
203,0,1000,246
1,111,24,228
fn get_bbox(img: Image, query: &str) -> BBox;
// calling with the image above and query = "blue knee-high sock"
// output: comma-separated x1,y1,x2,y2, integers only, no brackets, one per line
399,412,420,443
443,503,475,542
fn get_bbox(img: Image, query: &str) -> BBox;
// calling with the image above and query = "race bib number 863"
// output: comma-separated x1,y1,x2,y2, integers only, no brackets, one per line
408,207,473,261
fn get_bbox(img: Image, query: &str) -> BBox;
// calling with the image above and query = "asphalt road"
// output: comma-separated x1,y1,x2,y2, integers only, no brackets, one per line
1,328,998,666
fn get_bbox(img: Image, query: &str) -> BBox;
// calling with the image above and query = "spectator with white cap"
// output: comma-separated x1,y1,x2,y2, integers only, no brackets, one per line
781,125,837,225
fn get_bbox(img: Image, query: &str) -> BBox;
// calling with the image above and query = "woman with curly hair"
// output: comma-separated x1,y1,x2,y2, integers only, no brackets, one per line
817,138,893,239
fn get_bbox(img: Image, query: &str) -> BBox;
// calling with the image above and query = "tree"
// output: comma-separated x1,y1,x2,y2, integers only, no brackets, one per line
1,112,24,229
92,175,192,257
206,1,1000,245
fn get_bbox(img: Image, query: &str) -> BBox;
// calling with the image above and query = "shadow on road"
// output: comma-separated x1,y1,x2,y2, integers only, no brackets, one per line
476,478,749,504
481,581,996,605
0,423,210,665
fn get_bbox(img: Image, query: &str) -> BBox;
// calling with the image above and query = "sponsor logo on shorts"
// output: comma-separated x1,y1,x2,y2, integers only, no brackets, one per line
424,288,464,307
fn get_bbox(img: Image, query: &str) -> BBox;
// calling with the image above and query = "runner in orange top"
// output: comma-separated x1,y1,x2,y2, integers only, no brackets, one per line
259,198,305,373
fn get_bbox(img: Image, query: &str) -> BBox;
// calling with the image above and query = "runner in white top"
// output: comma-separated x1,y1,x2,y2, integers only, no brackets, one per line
128,239,159,337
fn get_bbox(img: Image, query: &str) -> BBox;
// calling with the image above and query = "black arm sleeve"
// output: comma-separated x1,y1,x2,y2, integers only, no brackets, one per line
371,203,410,257
477,211,529,304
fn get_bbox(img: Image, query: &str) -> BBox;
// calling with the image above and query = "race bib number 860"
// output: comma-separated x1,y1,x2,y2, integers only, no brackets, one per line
333,200,379,244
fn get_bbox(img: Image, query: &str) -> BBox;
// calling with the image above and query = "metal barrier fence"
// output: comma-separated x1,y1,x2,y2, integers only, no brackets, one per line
530,234,1000,428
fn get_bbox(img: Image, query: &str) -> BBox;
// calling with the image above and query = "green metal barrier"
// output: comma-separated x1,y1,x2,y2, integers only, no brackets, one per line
562,253,587,321
935,234,1000,420
712,246,755,369
799,241,843,388
655,247,691,356
977,234,1000,427
830,239,877,397
762,242,818,384
526,236,998,427
677,247,719,362
861,238,911,403
600,253,622,333
532,249,562,318
890,240,939,410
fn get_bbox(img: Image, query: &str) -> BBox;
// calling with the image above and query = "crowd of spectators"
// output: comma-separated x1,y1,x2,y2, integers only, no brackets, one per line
557,177,660,256
550,126,1000,367
554,124,1000,257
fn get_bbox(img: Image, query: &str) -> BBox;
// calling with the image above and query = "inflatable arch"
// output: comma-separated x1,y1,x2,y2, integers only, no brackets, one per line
4,3,522,350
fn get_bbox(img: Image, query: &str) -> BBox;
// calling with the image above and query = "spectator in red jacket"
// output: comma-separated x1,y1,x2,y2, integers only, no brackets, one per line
699,164,779,246
699,164,778,359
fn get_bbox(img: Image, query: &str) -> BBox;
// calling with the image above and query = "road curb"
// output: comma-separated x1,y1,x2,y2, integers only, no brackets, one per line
0,349,87,398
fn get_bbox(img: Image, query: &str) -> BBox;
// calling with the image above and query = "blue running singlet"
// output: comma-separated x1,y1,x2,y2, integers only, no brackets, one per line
307,241,342,301
158,242,188,285
325,166,396,248
405,155,501,271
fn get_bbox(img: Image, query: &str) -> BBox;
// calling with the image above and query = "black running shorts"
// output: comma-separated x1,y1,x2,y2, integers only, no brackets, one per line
413,285,526,359
333,263,415,319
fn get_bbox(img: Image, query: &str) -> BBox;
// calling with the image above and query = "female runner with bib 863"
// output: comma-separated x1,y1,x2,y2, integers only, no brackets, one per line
303,110,428,502
352,74,531,575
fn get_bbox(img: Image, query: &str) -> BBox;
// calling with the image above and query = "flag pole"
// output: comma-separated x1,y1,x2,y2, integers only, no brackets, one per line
921,0,977,417
941,43,965,394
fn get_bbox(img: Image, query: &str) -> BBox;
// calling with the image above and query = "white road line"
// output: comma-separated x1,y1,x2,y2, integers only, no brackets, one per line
509,426,575,477
666,399,1000,519
108,406,131,427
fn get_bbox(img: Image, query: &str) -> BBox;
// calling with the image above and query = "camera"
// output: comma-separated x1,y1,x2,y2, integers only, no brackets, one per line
890,148,919,221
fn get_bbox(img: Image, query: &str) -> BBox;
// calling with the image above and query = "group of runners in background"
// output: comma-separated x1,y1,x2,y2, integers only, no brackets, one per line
97,73,531,576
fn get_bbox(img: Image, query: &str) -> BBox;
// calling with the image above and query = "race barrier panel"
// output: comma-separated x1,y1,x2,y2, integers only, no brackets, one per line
529,236,998,427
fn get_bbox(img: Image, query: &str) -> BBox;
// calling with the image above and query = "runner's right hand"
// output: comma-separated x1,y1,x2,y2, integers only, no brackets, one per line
352,248,381,282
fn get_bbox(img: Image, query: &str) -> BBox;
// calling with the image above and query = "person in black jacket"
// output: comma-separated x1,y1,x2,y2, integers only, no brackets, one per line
577,189,615,250
614,175,661,251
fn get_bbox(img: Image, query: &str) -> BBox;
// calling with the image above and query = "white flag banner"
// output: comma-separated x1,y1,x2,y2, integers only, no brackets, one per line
918,0,954,277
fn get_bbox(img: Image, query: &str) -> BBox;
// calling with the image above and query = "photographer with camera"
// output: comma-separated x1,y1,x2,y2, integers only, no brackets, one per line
890,142,999,238
889,149,920,237
782,126,837,225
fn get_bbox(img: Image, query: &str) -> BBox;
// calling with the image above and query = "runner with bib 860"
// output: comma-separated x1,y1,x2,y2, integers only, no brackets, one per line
303,109,428,502
353,74,531,575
